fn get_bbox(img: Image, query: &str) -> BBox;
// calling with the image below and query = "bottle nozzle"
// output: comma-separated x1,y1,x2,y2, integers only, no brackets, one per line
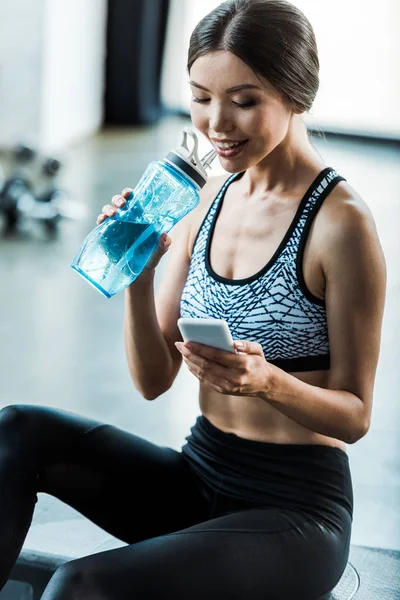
200,149,218,170
166,128,218,189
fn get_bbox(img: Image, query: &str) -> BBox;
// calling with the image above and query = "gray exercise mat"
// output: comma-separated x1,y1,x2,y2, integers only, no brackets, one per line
323,562,360,599
324,545,400,599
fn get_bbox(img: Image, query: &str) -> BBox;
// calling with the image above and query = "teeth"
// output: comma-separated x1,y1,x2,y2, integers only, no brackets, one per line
216,141,243,149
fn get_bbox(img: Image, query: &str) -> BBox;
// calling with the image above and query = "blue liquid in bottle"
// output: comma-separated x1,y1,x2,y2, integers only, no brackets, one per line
71,128,217,298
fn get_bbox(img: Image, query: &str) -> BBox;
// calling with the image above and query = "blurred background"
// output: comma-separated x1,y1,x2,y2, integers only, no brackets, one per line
0,0,399,565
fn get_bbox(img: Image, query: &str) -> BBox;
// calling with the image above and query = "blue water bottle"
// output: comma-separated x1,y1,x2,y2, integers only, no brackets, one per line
71,128,217,298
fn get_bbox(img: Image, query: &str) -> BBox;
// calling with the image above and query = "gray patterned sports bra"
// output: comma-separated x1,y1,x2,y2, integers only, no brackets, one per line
180,167,346,372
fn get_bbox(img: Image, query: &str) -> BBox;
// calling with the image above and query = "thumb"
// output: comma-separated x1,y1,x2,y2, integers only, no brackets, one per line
234,340,264,356
154,233,171,260
158,232,171,252
144,233,171,270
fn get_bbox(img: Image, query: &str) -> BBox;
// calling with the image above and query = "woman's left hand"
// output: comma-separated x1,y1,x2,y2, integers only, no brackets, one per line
174,339,274,397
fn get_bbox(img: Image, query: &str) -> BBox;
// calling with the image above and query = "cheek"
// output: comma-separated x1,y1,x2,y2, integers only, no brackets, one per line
254,109,291,146
190,104,207,131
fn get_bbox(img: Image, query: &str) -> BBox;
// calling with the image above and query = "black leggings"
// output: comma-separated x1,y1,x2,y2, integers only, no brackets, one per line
0,404,353,600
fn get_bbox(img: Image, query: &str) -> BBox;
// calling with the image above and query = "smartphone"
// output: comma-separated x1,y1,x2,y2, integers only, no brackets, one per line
177,317,236,353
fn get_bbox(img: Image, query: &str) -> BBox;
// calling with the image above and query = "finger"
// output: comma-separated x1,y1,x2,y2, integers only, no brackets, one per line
122,188,133,198
96,213,107,225
181,352,229,378
159,233,171,248
183,357,229,393
143,233,171,270
233,340,264,356
182,341,242,367
101,204,117,217
111,194,126,208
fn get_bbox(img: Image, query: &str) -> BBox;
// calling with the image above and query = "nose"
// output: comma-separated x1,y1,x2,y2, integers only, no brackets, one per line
209,103,234,134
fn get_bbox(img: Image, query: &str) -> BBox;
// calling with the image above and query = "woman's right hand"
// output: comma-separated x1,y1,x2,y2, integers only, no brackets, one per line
96,188,171,274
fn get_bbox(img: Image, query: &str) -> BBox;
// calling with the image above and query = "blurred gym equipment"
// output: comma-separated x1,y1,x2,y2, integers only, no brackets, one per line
0,144,86,239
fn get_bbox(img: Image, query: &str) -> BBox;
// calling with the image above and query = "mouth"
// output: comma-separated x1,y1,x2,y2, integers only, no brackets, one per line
212,139,249,158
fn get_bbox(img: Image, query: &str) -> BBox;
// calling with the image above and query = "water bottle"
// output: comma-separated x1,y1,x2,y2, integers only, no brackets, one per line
71,128,217,298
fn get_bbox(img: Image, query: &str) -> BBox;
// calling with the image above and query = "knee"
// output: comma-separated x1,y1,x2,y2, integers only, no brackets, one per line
43,561,105,600
0,405,27,435
0,404,33,432
0,405,39,451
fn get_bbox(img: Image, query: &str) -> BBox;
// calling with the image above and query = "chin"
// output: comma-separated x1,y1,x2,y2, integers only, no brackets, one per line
218,155,256,173
218,162,243,174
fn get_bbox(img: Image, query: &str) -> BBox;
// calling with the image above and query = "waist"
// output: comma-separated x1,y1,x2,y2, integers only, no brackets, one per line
199,391,347,452
182,415,353,524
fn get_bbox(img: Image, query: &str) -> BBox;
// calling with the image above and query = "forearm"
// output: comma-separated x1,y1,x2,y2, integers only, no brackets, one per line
260,367,369,444
124,273,173,399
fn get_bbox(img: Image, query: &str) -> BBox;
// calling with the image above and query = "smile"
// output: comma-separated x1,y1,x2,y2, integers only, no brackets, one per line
213,139,249,157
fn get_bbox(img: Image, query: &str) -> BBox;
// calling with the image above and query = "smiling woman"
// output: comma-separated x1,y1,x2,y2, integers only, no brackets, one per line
0,1,387,600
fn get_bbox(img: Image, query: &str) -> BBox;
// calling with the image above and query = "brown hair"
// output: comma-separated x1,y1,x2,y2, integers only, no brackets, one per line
187,0,319,113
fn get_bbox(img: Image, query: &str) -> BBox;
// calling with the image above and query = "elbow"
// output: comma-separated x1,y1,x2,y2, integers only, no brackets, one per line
346,417,371,444
142,390,161,401
140,380,173,401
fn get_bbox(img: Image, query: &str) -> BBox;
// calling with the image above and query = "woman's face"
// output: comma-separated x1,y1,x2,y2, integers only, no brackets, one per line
189,50,294,172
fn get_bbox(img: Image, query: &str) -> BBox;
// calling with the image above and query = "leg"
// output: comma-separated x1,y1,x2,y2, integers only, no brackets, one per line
0,404,207,590
40,505,352,600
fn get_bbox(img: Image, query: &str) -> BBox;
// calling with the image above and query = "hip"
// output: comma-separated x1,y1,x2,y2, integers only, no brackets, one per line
181,414,353,529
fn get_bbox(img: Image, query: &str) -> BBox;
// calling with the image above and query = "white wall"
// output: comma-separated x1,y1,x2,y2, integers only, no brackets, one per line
41,0,108,153
0,0,46,147
162,0,400,139
0,0,107,153
161,0,219,112
297,0,400,139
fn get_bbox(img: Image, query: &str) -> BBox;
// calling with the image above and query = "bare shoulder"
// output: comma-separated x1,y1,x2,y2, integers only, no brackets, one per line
315,180,385,277
315,180,379,251
323,180,373,222
187,174,231,256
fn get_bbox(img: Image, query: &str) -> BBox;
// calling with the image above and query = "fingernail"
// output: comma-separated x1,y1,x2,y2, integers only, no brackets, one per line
175,342,183,352
234,341,244,348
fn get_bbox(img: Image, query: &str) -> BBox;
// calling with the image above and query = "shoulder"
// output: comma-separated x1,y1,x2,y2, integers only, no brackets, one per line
323,181,374,231
187,174,231,255
316,180,385,275
314,180,377,248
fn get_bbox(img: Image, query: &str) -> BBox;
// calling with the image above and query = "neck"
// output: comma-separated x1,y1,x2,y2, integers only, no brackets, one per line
242,114,325,198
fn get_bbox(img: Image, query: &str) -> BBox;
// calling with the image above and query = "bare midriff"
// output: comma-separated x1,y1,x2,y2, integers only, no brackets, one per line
199,368,346,453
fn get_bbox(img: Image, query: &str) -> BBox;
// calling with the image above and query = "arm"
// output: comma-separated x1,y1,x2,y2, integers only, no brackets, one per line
124,176,229,400
124,216,191,400
259,197,387,443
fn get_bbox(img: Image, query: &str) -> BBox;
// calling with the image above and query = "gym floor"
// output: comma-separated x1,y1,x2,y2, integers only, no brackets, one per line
1,115,399,552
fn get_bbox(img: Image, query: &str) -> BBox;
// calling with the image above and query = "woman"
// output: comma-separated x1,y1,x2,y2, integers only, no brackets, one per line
0,1,386,598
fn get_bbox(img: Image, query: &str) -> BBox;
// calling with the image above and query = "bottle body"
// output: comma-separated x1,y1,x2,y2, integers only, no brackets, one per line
71,160,200,298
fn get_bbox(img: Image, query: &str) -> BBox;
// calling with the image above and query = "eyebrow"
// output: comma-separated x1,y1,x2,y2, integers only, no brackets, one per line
189,81,261,93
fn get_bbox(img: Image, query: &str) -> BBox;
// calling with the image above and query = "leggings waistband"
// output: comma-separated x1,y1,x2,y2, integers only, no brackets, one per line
182,415,354,522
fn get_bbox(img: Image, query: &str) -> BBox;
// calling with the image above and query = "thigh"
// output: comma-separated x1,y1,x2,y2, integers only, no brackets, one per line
43,505,352,600
1,404,208,543
40,423,209,543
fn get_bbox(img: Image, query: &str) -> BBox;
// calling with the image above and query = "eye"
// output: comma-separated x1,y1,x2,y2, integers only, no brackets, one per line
192,97,210,104
192,97,257,110
233,100,257,109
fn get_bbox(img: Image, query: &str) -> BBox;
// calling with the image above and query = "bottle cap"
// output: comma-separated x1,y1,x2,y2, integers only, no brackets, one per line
165,128,217,189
